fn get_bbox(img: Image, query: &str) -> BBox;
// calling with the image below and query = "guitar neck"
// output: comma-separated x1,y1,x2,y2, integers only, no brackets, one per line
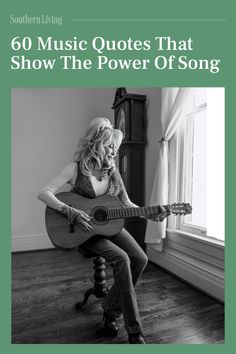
107,205,170,220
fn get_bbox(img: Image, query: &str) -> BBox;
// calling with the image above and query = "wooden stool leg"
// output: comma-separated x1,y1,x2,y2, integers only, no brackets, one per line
75,288,94,310
75,256,109,310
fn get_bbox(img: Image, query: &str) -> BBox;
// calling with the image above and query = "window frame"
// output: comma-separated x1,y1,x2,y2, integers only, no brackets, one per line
168,91,224,244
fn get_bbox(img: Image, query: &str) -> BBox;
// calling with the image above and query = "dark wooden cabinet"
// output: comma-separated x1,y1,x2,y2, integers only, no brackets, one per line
112,88,147,250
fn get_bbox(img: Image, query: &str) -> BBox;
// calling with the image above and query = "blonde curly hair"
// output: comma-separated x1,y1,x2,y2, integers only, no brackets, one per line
74,118,123,176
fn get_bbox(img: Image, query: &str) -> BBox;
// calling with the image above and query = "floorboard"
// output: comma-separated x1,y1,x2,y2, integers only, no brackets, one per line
12,249,224,344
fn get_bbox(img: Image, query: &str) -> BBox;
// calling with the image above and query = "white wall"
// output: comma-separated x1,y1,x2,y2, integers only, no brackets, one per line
12,87,161,252
12,88,95,251
90,88,116,124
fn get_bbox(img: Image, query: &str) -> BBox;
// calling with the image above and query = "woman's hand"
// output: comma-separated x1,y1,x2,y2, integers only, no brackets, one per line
147,205,169,222
74,209,94,232
60,205,94,233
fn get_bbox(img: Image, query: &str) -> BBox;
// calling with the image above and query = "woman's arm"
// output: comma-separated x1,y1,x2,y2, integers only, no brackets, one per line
37,162,76,211
37,162,93,232
115,167,167,221
114,167,139,208
118,185,139,209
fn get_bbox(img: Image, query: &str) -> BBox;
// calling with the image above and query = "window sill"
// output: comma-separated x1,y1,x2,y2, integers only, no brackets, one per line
167,228,224,249
165,228,224,264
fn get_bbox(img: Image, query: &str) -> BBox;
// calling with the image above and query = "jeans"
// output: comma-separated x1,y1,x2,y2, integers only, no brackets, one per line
82,228,148,334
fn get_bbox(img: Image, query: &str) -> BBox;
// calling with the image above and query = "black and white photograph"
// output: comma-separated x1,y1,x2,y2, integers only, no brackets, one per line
12,87,224,344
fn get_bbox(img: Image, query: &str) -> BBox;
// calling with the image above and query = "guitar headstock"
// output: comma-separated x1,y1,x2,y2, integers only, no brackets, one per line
170,203,192,216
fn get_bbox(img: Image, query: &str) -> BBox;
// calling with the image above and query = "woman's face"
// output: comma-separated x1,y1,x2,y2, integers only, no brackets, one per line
103,142,119,168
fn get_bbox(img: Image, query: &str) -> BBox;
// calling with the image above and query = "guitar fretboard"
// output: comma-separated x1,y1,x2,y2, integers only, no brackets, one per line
107,205,168,220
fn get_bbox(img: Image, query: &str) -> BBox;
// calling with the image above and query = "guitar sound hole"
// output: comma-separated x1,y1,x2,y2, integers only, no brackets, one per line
92,207,108,225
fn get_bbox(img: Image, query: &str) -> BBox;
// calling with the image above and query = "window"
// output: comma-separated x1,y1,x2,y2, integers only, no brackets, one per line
169,88,225,242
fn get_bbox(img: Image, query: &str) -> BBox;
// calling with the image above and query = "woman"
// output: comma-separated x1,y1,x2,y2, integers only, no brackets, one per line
37,117,167,344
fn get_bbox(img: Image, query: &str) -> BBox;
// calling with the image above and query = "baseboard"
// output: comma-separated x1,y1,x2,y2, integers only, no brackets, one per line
146,243,224,302
12,234,54,252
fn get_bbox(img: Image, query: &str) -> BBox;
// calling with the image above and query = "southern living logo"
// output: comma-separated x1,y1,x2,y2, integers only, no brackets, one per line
10,14,63,26
10,36,221,73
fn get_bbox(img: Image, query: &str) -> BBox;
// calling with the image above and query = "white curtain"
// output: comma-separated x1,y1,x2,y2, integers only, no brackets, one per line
145,87,191,245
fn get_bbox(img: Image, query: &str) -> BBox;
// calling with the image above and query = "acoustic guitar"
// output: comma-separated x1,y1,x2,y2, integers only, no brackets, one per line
45,192,192,249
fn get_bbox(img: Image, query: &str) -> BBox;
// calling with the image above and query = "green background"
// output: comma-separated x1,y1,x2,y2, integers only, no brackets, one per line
0,0,234,352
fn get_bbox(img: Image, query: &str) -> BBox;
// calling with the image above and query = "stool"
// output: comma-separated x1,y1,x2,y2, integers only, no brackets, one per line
75,247,109,310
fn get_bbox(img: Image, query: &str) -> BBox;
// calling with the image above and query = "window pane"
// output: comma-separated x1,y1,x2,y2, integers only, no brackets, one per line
194,88,207,106
172,88,224,242
183,108,207,229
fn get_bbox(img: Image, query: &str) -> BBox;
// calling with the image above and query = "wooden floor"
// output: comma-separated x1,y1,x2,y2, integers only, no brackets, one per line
12,249,224,344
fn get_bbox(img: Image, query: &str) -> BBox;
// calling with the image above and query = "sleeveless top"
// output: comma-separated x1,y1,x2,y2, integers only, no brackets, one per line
72,161,125,201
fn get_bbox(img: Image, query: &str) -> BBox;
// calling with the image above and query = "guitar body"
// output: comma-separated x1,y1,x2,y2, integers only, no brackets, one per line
45,193,124,249
45,192,192,250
